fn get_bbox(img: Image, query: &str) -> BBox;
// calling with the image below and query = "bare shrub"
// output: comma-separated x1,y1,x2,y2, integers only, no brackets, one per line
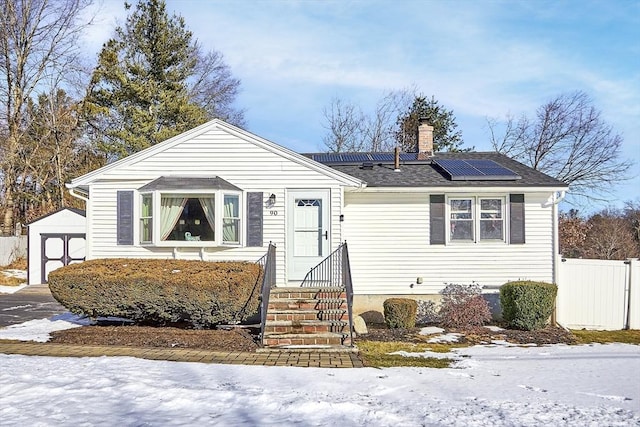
416,300,440,324
439,283,491,328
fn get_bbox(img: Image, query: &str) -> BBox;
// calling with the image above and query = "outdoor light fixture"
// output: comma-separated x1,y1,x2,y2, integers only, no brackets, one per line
268,193,276,205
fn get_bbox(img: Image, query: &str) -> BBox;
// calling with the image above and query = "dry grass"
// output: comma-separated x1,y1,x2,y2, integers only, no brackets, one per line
0,258,26,286
572,329,640,345
357,340,455,368
0,272,23,286
4,257,27,270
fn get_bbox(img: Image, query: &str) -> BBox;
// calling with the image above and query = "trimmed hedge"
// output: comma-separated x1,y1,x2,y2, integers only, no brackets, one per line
48,258,263,328
383,298,418,329
500,281,557,330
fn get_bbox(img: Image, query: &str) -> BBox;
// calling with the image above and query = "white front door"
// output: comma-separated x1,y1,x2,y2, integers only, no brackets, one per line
287,190,330,281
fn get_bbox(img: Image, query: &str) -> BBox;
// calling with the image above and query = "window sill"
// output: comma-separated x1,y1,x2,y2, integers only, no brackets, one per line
140,242,242,248
448,240,508,245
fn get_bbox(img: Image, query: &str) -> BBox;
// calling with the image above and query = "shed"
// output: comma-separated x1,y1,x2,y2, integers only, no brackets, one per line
27,208,86,285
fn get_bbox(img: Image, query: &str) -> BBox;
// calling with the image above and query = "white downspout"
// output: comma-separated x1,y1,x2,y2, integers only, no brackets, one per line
552,190,567,327
552,190,567,285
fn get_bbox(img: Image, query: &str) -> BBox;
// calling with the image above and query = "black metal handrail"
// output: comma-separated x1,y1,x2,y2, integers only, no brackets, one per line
258,243,276,343
300,242,355,346
300,245,343,288
341,243,355,346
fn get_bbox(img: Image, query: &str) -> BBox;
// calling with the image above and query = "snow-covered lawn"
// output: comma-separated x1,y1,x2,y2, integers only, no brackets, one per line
1,316,639,426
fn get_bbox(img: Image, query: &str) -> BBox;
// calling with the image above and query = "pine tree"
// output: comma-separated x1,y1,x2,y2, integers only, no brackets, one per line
85,0,242,159
395,95,469,152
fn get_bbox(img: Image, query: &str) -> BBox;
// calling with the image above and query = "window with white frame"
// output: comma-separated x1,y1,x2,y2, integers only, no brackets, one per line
140,194,153,243
448,196,505,242
139,191,242,245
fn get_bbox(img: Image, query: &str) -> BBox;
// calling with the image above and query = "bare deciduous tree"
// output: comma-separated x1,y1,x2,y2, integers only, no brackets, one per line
559,209,591,258
22,89,104,222
559,205,640,260
322,98,366,153
488,91,633,204
321,88,414,152
584,209,639,260
0,0,93,233
365,89,414,152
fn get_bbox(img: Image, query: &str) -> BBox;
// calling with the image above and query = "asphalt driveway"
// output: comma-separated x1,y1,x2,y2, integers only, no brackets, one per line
0,285,67,327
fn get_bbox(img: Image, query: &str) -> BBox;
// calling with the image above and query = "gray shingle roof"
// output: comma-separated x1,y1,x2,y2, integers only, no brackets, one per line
305,151,567,188
138,176,241,191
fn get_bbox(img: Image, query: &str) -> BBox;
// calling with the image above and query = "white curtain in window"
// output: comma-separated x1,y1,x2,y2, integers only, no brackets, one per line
199,197,216,235
160,197,187,240
223,195,239,242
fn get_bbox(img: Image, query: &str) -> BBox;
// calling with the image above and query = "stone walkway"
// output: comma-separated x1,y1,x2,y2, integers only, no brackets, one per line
0,341,363,368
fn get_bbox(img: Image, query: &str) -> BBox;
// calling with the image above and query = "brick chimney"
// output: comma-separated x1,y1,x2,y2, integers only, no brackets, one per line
417,118,434,158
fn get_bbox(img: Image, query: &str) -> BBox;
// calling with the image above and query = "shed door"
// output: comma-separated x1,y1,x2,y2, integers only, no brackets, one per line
287,190,330,281
41,233,86,283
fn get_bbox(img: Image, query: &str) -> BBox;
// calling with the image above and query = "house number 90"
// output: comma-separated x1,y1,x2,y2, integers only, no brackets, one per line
270,210,278,216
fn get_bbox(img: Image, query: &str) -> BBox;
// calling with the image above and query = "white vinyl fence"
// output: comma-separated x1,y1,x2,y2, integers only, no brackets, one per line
0,236,27,266
556,257,640,330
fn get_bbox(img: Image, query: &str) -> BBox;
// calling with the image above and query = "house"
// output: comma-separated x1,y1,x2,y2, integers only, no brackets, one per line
66,119,568,321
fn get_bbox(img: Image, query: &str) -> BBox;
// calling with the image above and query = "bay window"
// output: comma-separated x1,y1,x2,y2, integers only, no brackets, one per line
139,191,242,246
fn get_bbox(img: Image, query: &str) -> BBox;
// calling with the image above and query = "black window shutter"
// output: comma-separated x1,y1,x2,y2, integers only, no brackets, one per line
117,191,134,245
509,194,525,244
246,192,263,247
430,194,446,245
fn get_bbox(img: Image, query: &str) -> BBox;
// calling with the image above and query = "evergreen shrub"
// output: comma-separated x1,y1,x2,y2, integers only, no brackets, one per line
48,258,263,328
383,298,418,328
500,281,557,330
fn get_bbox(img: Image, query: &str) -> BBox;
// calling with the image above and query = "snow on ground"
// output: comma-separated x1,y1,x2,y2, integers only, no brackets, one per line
0,269,27,294
0,317,639,426
0,344,638,426
0,313,91,341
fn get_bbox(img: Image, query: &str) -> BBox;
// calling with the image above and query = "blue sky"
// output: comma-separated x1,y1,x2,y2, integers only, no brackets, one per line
83,0,639,212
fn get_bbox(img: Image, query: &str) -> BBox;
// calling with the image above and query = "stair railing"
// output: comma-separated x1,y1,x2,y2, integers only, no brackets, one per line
258,243,276,344
300,242,355,346
300,244,343,288
341,243,355,346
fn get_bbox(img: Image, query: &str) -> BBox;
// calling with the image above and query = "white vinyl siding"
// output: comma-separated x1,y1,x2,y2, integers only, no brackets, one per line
343,191,555,295
83,127,348,286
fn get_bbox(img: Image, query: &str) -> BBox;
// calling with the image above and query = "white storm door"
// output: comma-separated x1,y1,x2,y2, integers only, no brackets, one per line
287,190,330,281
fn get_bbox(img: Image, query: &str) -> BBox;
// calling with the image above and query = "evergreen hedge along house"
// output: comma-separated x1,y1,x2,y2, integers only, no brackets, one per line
66,119,567,325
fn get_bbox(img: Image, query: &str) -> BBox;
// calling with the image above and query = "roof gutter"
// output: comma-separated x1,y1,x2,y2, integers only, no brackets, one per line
67,184,89,203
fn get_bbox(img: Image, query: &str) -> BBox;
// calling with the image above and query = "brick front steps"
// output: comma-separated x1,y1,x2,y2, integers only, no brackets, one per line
261,287,354,352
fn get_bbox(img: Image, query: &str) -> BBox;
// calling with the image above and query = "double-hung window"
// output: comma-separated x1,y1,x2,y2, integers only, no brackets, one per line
139,191,242,246
448,196,505,243
140,194,153,244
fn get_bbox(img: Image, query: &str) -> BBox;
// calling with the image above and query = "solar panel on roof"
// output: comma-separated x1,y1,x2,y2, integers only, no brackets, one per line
399,153,419,161
311,151,432,164
433,159,521,181
369,153,395,161
312,153,342,163
341,153,371,162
